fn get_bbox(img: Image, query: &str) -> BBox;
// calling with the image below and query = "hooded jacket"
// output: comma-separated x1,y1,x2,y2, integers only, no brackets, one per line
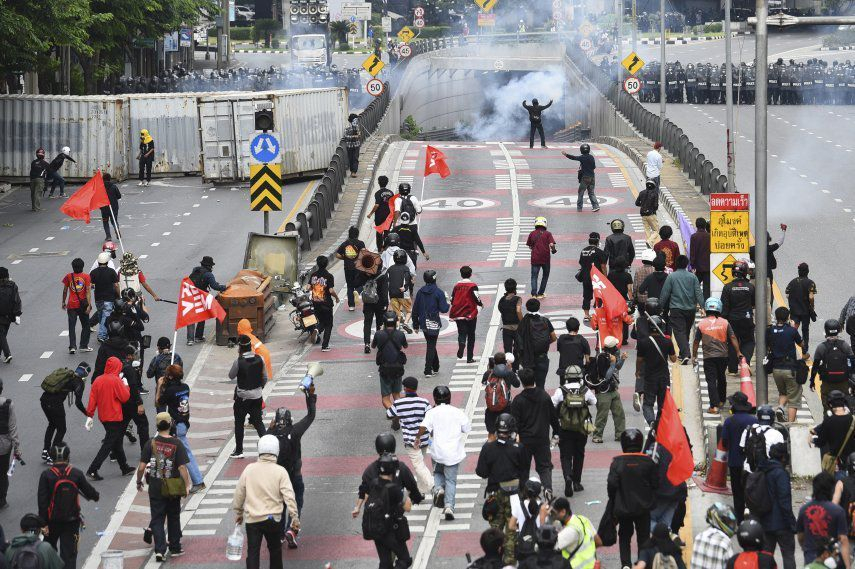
412,283,449,331
87,357,130,422
510,387,559,445
231,454,299,525
237,319,272,378
757,458,796,532
5,534,63,569
93,336,130,381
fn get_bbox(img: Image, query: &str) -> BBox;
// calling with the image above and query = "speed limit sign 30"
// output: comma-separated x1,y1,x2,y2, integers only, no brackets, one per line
623,76,642,95
366,78,385,97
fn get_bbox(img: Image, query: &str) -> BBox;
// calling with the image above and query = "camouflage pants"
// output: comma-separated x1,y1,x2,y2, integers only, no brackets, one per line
487,490,517,565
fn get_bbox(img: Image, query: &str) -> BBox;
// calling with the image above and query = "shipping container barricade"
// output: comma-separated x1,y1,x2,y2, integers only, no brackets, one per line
215,269,276,346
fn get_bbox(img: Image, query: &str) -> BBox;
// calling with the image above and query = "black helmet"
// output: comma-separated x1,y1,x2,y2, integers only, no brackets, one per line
644,297,661,316
274,407,292,427
756,404,774,425
433,385,451,405
846,452,855,476
398,183,411,196
378,452,399,475
523,476,542,498
610,219,625,232
107,319,125,338
825,319,841,336
620,428,644,452
423,270,437,284
120,288,137,303
580,143,590,154
393,249,407,264
828,389,848,408
535,525,559,549
386,232,400,247
49,442,71,463
532,98,539,105
732,260,749,278
375,432,396,454
648,315,665,332
496,413,516,435
384,311,398,327
736,519,764,551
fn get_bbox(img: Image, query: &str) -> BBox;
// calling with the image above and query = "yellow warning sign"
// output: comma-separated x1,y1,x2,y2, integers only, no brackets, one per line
397,26,415,43
710,210,751,253
249,163,283,212
621,52,645,75
362,54,385,76
712,254,739,286
474,0,498,11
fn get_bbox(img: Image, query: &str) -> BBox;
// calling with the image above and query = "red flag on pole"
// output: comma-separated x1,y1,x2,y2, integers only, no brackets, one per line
657,388,695,485
590,265,628,319
60,170,111,224
174,278,226,330
424,145,451,178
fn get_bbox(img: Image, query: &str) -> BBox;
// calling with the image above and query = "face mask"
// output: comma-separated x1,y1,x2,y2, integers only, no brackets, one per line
824,557,838,569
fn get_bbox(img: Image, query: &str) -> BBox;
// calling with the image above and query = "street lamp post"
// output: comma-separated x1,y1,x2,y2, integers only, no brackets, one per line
659,0,666,141
754,0,769,404
725,0,736,191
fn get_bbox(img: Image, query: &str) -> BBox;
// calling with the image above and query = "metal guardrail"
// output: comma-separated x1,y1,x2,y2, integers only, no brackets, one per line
566,44,728,195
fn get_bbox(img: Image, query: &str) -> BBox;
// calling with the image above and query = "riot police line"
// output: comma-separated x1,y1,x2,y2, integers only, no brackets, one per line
598,57,855,104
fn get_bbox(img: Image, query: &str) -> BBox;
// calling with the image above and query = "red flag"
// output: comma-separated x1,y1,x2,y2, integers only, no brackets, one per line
590,266,628,320
424,145,451,178
374,193,399,234
657,388,694,485
175,278,226,330
60,170,110,224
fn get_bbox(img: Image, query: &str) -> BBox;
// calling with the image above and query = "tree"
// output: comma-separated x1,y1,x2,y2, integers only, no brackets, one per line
329,20,350,47
253,18,280,47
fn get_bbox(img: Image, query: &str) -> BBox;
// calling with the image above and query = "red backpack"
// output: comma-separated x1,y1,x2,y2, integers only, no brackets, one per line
484,373,510,412
48,466,80,523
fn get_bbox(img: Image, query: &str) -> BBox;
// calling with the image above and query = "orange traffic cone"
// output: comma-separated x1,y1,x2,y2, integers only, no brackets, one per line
739,356,756,407
694,435,732,495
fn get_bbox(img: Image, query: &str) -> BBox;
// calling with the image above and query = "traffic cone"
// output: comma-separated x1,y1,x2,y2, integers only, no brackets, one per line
739,356,756,407
694,435,732,495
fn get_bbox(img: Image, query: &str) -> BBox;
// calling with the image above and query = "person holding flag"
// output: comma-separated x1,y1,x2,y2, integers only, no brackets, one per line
174,274,227,353
185,257,227,346
368,176,396,251
588,266,633,349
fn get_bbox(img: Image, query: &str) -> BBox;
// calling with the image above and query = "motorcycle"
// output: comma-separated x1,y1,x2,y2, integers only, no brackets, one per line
282,277,318,339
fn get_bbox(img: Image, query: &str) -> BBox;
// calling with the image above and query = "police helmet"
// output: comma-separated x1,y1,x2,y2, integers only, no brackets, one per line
375,432,396,454
433,385,452,405
620,428,644,452
580,143,590,154
825,319,841,337
736,519,764,551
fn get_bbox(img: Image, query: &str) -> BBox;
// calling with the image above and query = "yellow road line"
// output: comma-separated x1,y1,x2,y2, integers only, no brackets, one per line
277,180,318,233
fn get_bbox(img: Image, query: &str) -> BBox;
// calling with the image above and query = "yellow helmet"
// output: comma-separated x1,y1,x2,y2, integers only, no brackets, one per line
534,216,547,228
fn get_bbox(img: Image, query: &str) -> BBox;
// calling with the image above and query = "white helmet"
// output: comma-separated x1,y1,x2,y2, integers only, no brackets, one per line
97,251,111,265
505,352,515,365
257,434,279,457
603,336,619,348
61,146,71,155
534,216,547,228
640,249,657,263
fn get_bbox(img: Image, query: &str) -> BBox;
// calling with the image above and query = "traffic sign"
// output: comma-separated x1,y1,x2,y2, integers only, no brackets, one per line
249,164,283,212
414,17,425,28
398,44,412,58
350,15,357,22
621,51,645,75
249,133,281,164
494,59,505,70
710,210,750,253
580,23,593,37
579,38,593,51
474,0,498,11
623,76,642,94
381,16,392,32
477,12,496,26
414,6,425,17
712,254,740,286
397,26,415,43
366,78,385,96
362,54,385,76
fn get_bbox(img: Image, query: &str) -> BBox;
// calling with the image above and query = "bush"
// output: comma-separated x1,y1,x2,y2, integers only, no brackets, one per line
401,115,422,140
253,18,281,47
338,42,351,51
703,22,723,34
230,27,253,41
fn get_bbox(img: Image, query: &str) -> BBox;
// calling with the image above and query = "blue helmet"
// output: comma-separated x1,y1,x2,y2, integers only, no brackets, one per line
705,297,723,313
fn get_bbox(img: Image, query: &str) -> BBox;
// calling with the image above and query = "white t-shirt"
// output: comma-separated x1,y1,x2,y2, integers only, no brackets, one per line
421,404,470,466
551,384,597,408
510,496,544,534
646,150,663,178
394,195,422,225
738,424,785,473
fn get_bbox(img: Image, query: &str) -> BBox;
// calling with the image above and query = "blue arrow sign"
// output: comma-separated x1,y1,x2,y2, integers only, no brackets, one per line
250,133,280,164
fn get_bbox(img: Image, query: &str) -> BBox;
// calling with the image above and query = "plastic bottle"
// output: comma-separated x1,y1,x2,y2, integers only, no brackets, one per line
226,525,244,561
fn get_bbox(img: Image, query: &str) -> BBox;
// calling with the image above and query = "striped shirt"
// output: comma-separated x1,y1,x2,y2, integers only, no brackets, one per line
386,394,432,447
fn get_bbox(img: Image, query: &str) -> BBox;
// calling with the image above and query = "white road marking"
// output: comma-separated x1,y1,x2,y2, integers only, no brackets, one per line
59,331,68,337
18,374,32,383
45,236,54,241
193,204,200,208
151,243,160,247
28,248,38,253
497,143,521,268
162,232,171,236
11,260,21,265
139,255,148,259
173,222,181,226
40,352,52,359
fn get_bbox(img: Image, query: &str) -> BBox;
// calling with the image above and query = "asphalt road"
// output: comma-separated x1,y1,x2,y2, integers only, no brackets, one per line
0,174,313,553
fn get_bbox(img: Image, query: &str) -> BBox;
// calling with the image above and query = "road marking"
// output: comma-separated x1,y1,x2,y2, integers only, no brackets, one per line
497,143,521,268
162,232,171,236
151,242,160,247
139,255,148,259
29,248,38,253
45,236,54,241
183,212,191,216
279,180,319,234
173,222,181,226
18,374,32,383
193,204,200,208
40,352,52,359
59,331,68,337
11,260,21,265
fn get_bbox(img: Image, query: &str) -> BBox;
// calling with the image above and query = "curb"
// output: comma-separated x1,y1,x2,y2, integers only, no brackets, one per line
629,32,753,45
820,45,855,51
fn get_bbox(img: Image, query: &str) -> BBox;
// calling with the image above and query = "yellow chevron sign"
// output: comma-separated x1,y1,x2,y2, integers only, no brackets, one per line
249,163,283,211
474,0,498,11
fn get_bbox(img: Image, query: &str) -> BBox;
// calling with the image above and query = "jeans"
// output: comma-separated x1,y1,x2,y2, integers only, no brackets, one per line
233,398,265,454
374,531,412,569
67,309,90,350
594,390,626,438
529,123,545,147
520,440,553,491
669,308,695,359
95,300,114,341
101,207,119,240
344,268,361,308
186,320,206,343
314,304,333,348
455,318,477,360
139,158,153,182
531,354,549,390
791,314,810,349
531,263,551,296
650,499,678,530
149,493,182,554
42,400,67,451
643,375,668,425
703,357,729,409
577,176,599,210
363,304,385,345
406,445,434,494
424,333,440,374
46,520,79,569
433,462,460,509
47,171,66,196
246,518,282,569
763,530,796,569
618,513,650,567
582,279,594,311
0,322,9,358
728,318,755,373
558,431,586,489
175,422,203,485
347,147,360,173
88,421,128,473
279,472,305,537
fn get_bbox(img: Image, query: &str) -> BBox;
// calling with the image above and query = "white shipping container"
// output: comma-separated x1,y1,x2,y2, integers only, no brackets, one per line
0,95,127,180
127,94,201,176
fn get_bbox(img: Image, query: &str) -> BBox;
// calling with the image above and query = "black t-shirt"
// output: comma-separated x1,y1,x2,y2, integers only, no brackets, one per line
785,277,816,316
608,269,633,299
373,187,394,224
309,269,334,307
159,381,191,426
639,271,668,302
90,266,119,302
579,246,606,282
141,435,188,494
749,242,781,278
638,335,675,379
337,238,365,271
498,294,521,326
386,264,412,300
556,334,590,374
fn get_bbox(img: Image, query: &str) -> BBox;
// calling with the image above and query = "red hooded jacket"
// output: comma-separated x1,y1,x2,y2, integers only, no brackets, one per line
87,356,130,422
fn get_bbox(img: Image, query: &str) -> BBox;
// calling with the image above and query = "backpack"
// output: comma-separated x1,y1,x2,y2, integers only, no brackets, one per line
743,469,773,516
484,373,510,413
376,333,405,368
361,479,392,540
41,368,75,394
823,339,849,383
743,426,769,471
0,285,16,317
847,314,855,337
9,541,43,569
361,278,380,305
189,267,206,290
516,501,539,559
273,427,296,473
399,196,417,220
47,466,80,522
587,352,615,390
558,385,592,433
651,552,679,569
528,317,551,355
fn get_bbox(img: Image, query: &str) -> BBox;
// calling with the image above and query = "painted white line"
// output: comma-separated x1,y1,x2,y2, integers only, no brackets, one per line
40,351,53,359
11,260,21,265
174,222,181,226
18,374,33,383
193,204,200,208
151,242,160,247
186,517,222,526
29,248,38,253
497,143,521,268
182,529,217,536
192,508,230,515
45,236,54,241
162,232,171,236
183,212,191,216
59,331,68,337
139,255,148,259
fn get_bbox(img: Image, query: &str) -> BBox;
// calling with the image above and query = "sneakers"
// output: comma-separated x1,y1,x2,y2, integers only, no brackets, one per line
364,345,371,354
573,482,584,492
402,323,413,334
154,553,165,563
143,528,153,544
139,386,150,395
775,406,787,423
466,358,476,364
283,529,299,549
80,347,93,353
169,547,184,557
321,346,331,352
456,346,464,359
543,489,553,504
592,435,603,443
633,392,641,412
592,206,601,212
229,451,245,459
680,357,691,365
308,329,319,345
433,488,445,509
190,483,206,494
424,371,434,378
3,355,11,364
42,450,53,464
69,347,76,355
138,181,145,187
186,339,194,346
121,465,136,476
87,471,104,481
348,307,355,312
443,507,454,521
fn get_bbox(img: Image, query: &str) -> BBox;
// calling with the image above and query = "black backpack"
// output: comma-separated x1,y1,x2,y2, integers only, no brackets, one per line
846,315,855,338
189,267,207,290
9,541,43,569
517,500,540,558
824,339,850,383
399,196,417,220
528,317,551,355
362,479,392,540
744,426,769,471
0,285,16,317
744,469,773,516
273,426,296,473
47,466,80,522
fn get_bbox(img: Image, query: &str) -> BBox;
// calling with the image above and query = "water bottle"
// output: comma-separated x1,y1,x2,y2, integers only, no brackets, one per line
7,457,15,477
226,525,244,561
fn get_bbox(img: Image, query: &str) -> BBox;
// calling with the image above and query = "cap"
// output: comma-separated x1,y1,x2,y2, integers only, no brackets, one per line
588,231,600,240
155,412,172,426
603,336,619,348
201,256,215,267
402,376,418,390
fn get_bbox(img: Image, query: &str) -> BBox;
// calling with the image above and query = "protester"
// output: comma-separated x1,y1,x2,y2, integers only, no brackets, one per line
810,320,854,409
523,99,552,148
372,311,407,412
344,114,363,177
579,232,608,323
46,147,75,198
5,514,63,569
604,219,635,271
41,364,89,463
552,364,595,497
482,353,519,442
589,337,627,444
353,433,424,520
393,183,422,229
636,180,660,247
689,218,711,299
336,227,366,311
653,226,680,270
633,249,658,309
636,316,677,425
62,258,93,355
85,357,133,480
721,260,756,374
562,144,600,211
412,270,449,376
146,337,183,386
308,255,339,351
526,217,557,298
367,175,394,250
692,298,742,414
237,319,272,379
690,503,737,569
157,364,205,493
756,442,797,569
785,262,817,349
811,389,855,476
186,256,227,346
516,298,556,390
725,519,778,568
767,306,807,423
660,255,704,363
29,148,50,211
365,453,412,569
645,141,664,188
387,250,414,334
386,377,432,494
720,392,757,523
450,266,482,363
498,279,523,366
137,129,155,185
634,523,687,569
100,173,122,241
552,497,600,568
511,368,558,501
0,267,21,365
797,472,850,568
228,335,267,459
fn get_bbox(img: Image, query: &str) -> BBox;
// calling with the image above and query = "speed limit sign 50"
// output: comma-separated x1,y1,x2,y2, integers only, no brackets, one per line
366,78,385,97
623,76,642,95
